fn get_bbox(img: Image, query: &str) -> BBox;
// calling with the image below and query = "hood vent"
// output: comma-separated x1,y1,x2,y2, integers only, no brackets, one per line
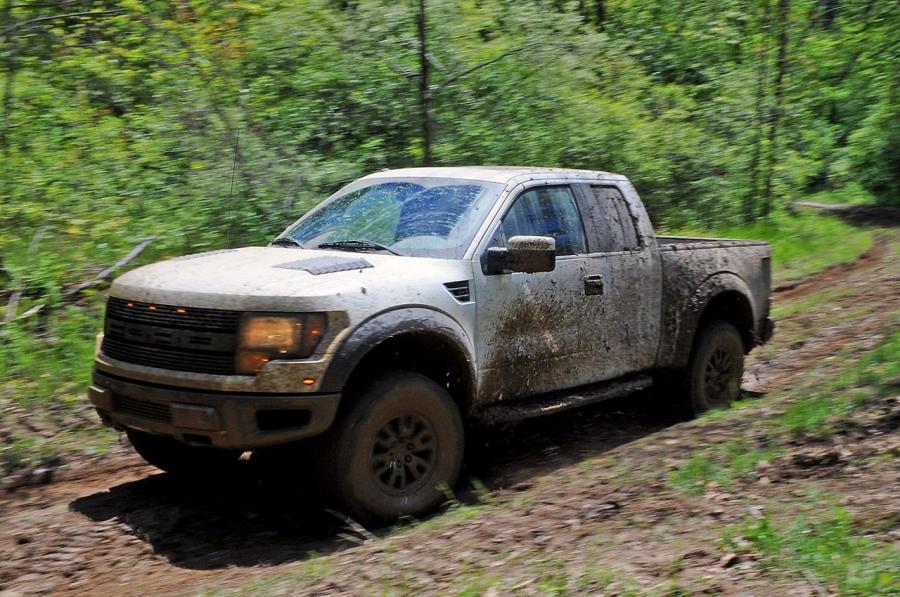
444,280,472,303
274,256,373,275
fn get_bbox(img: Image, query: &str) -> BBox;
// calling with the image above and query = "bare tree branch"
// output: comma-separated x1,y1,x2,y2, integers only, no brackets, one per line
425,51,445,74
1,9,125,37
3,288,21,323
442,45,530,86
62,237,155,300
3,226,46,322
0,302,42,325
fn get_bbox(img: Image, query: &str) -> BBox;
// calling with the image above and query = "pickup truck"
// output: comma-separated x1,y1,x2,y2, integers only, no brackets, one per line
88,167,773,522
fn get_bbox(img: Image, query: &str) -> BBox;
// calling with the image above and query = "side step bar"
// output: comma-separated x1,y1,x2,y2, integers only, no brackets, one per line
476,374,654,424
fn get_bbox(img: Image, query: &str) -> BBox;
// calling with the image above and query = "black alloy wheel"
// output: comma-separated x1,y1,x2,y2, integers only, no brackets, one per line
684,319,745,415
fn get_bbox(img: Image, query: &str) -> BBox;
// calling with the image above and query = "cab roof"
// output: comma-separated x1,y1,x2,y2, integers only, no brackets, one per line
361,166,624,185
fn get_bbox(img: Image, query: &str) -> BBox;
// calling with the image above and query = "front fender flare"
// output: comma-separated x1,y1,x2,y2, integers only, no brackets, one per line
318,307,476,395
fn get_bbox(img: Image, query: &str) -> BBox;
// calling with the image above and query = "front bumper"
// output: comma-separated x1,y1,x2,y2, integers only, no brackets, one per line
89,369,340,450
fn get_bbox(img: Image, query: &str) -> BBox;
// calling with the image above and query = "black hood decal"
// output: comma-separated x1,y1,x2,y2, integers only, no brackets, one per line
274,256,374,275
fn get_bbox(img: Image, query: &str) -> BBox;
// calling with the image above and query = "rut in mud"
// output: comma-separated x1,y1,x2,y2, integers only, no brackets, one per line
1,225,897,596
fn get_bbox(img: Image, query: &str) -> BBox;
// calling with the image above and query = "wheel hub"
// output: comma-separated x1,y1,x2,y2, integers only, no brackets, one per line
704,346,737,403
371,413,436,494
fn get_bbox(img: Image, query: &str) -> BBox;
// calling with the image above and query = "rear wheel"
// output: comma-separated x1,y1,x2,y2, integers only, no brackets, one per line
683,319,745,415
319,372,464,524
126,429,240,476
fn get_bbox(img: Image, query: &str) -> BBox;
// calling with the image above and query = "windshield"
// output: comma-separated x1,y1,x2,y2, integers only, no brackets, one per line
279,177,505,259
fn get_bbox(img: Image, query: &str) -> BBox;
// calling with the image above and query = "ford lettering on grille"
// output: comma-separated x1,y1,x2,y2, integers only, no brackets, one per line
101,297,241,375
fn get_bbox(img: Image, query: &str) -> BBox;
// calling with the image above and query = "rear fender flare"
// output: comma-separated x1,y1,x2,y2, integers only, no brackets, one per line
670,272,758,368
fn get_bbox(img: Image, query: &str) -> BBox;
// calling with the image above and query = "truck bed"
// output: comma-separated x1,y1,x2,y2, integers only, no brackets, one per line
655,235,771,369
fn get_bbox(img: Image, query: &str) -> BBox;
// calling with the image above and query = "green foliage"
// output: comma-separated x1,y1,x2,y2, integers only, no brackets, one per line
728,508,899,595
668,210,874,284
0,0,896,468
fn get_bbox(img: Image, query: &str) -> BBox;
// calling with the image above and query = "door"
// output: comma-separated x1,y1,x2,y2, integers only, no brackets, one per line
572,183,662,377
473,184,610,403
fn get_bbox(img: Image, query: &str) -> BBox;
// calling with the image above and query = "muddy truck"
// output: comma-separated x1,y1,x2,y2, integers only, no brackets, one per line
88,167,773,521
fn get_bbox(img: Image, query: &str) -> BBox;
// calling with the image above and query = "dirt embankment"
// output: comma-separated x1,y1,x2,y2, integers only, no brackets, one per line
1,226,898,596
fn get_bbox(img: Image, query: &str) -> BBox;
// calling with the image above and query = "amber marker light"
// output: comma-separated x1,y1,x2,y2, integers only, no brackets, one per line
176,307,187,314
303,378,316,386
236,352,271,374
148,305,157,311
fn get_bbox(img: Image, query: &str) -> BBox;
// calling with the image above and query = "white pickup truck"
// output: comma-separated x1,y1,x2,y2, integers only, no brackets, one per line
88,167,773,521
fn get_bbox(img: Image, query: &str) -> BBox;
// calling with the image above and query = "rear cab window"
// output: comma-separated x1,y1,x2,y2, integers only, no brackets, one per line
575,184,642,253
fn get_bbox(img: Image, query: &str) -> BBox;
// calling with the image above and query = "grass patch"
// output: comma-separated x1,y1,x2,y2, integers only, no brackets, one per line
669,454,732,493
771,285,857,319
699,395,758,420
0,426,118,478
802,183,878,206
667,210,874,285
775,330,900,438
725,508,898,595
669,439,780,494
672,330,899,494
205,543,645,596
0,298,103,407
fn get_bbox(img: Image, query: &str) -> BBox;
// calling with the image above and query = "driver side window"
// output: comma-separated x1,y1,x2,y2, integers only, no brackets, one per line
494,186,587,256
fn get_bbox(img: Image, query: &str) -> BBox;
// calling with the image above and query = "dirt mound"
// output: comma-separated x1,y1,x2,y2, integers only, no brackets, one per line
792,201,900,227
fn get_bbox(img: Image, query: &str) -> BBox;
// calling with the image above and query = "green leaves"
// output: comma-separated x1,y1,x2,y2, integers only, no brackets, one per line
0,0,897,307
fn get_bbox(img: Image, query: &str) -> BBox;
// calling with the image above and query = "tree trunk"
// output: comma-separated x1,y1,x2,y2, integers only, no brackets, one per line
416,0,435,166
819,0,837,30
745,0,770,222
1,0,15,157
595,0,606,29
762,0,789,217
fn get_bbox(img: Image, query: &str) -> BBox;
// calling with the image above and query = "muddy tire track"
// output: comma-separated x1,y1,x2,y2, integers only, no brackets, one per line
745,233,899,394
772,234,889,301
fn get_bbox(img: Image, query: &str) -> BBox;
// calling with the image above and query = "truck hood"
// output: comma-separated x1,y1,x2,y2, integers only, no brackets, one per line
110,246,474,312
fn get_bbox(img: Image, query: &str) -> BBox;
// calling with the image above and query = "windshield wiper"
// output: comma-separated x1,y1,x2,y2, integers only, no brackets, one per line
270,236,306,248
317,239,404,256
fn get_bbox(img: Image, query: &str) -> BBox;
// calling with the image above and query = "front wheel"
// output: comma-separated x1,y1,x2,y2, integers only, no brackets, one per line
319,372,465,524
683,319,745,415
126,429,240,476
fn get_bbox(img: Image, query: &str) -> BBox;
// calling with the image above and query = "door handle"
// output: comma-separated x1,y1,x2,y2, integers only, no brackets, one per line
583,274,604,296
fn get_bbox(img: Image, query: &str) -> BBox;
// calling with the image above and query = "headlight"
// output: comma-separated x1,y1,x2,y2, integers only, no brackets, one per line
236,313,327,374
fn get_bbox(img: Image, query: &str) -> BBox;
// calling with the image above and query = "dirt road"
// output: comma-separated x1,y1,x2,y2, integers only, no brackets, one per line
1,226,897,596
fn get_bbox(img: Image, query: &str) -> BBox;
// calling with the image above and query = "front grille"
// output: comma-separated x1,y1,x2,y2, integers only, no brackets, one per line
102,337,236,375
114,395,172,423
102,297,240,375
105,297,240,332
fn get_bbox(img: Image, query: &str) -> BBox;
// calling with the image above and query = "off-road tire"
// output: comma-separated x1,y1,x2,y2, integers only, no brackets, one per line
683,319,745,415
126,429,240,476
319,371,464,524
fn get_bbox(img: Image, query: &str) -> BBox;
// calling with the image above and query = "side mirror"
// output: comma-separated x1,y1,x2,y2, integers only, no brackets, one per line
485,235,556,275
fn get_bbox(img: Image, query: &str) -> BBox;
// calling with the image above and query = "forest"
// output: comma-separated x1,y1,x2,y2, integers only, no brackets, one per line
0,0,898,462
